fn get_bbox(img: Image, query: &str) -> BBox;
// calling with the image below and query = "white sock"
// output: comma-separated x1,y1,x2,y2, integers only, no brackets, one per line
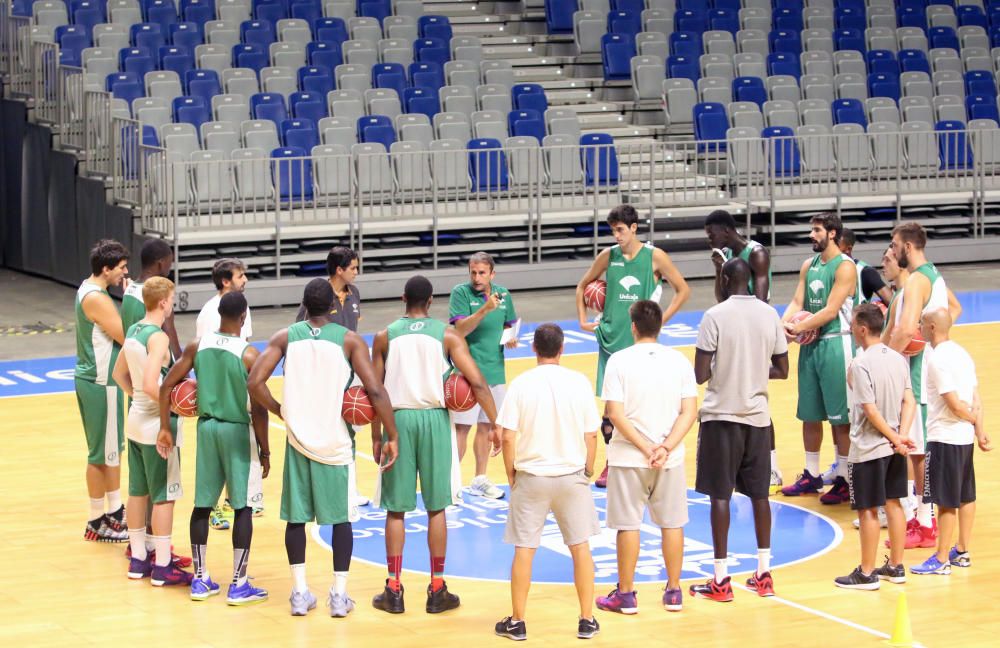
106,489,122,513
89,498,104,522
713,559,728,582
836,455,849,479
146,537,156,553
908,479,915,497
916,498,933,528
151,534,171,568
770,450,779,472
129,527,148,561
290,563,308,593
334,571,349,595
757,548,771,576
805,451,821,476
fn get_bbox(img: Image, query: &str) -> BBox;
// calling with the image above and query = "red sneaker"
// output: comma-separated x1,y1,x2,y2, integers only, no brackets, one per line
125,544,193,568
746,571,775,597
886,518,921,549
916,519,938,548
595,464,609,489
689,576,734,602
819,476,850,505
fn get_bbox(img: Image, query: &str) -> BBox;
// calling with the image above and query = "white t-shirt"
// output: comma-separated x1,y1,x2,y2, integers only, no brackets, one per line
196,294,253,341
497,364,601,477
601,343,697,470
926,340,977,445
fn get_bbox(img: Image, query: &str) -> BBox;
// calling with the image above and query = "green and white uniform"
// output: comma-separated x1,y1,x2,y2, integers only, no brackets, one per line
723,239,771,301
855,259,871,305
596,245,657,395
193,331,262,510
796,253,856,424
280,321,357,525
375,317,461,513
74,281,125,466
123,322,183,503
120,281,146,336
895,262,949,453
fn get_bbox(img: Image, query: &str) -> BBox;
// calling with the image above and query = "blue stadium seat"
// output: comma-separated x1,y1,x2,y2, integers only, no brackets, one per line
508,109,545,143
712,0,740,10
418,15,453,41
897,6,927,30
271,147,314,201
145,0,178,33
693,102,728,151
170,22,202,49
769,29,802,54
414,38,449,66
281,118,319,150
965,70,997,97
120,47,156,77
512,84,548,113
254,0,287,23
185,68,221,103
674,9,708,33
928,26,960,50
991,27,1000,49
468,138,509,191
290,1,322,24
936,120,972,169
107,72,144,105
545,0,576,34
667,55,699,82
251,92,289,124
601,33,636,81
307,41,342,70
898,49,930,74
182,0,213,32
608,11,642,38
359,0,391,23
866,50,898,76
835,6,865,31
958,6,987,28
966,94,1000,123
773,0,805,8
580,133,619,186
233,44,268,73
612,0,644,12
767,52,801,78
372,63,407,99
159,46,194,78
241,19,276,48
290,91,328,121
71,2,103,38
298,65,334,94
732,76,767,106
868,72,901,102
832,98,867,127
172,95,210,130
314,18,348,45
409,62,444,92
774,8,803,32
762,125,801,177
833,28,864,52
403,87,439,120
358,115,396,150
709,9,739,35
131,23,166,51
670,31,701,58
56,26,89,66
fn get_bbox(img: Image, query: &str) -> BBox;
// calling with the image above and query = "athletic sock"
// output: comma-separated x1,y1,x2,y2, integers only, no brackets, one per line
905,480,918,520
836,455,849,480
431,556,445,592
129,527,148,561
387,554,402,591
333,571,348,595
192,544,208,580
233,548,249,586
770,450,779,472
290,563,308,593
757,548,771,576
805,451,821,477
713,559,728,583
916,498,934,528
151,534,171,568
106,489,122,514
89,498,104,523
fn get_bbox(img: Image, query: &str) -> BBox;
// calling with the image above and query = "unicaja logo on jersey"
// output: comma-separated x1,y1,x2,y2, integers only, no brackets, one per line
619,276,641,291
809,279,824,294
408,322,425,332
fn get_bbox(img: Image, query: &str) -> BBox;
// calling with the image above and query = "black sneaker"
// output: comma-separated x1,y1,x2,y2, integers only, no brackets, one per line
372,579,405,614
834,566,880,590
577,616,600,639
874,558,906,584
426,581,460,613
495,616,527,641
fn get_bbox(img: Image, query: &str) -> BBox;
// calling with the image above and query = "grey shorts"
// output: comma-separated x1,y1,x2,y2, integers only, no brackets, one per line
606,465,689,530
503,470,600,549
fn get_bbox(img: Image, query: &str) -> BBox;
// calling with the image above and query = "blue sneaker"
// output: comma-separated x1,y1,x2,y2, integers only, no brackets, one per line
911,555,951,576
948,546,971,567
227,581,269,606
128,556,152,580
190,576,221,601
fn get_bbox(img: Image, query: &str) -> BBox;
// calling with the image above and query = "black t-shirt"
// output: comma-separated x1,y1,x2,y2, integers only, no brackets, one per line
295,283,361,331
860,265,886,301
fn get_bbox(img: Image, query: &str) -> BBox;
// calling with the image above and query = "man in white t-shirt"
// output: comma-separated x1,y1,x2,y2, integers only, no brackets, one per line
495,324,602,642
911,309,992,576
597,300,696,614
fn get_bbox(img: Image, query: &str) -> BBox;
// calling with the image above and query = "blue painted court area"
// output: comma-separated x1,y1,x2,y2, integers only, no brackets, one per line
2,290,998,398
316,487,842,585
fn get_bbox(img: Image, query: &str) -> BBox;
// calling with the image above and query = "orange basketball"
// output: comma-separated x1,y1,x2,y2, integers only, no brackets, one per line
444,373,476,412
789,310,818,345
584,279,607,312
904,331,926,356
170,378,198,418
342,385,375,426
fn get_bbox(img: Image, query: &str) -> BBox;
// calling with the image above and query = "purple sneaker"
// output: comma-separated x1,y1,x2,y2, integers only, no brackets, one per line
152,563,195,587
128,556,152,580
662,588,682,612
596,586,638,614
780,469,824,496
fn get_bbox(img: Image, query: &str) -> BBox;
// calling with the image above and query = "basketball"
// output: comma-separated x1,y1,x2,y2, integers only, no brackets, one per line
584,279,607,312
342,385,376,425
903,331,926,356
789,310,818,346
169,378,198,418
444,373,476,412
875,300,888,316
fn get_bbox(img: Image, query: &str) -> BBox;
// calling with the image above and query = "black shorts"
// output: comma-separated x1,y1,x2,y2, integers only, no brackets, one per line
923,441,976,509
847,454,908,511
695,420,771,500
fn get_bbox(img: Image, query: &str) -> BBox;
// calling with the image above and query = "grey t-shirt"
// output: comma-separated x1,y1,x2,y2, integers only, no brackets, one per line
849,343,911,463
696,295,788,427
295,283,361,332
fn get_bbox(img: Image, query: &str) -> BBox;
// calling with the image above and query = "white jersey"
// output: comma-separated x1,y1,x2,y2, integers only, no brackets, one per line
383,317,450,410
123,323,182,446
197,293,253,340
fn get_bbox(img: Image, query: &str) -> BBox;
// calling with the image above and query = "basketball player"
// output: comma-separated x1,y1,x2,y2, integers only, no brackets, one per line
597,301,696,614
249,278,400,617
158,292,271,605
111,277,192,586
76,239,130,542
121,239,181,358
449,252,518,500
834,304,914,590
495,323,601,641
840,228,893,307
704,209,784,493
576,204,690,487
780,213,857,505
691,259,788,602
196,258,258,527
911,309,991,576
370,276,498,615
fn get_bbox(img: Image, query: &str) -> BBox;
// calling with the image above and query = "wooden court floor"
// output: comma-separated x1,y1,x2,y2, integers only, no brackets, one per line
2,324,997,647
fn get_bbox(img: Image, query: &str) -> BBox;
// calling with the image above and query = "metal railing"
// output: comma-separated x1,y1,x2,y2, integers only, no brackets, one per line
4,14,35,98
30,40,59,124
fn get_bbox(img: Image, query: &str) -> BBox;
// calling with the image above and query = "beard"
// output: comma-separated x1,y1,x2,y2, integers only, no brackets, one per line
811,237,827,253
896,248,910,269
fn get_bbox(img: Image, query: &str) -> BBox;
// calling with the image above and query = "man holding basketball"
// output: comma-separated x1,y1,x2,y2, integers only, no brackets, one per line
576,205,690,487
158,292,270,606
449,252,518,500
370,276,497,615
249,278,399,618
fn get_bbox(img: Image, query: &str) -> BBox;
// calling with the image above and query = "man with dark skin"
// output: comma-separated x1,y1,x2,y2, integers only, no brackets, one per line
121,239,182,359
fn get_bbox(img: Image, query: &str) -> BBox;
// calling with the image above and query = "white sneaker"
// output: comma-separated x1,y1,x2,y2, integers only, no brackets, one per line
768,469,783,494
467,475,505,499
350,493,370,507
821,462,838,486
852,507,888,529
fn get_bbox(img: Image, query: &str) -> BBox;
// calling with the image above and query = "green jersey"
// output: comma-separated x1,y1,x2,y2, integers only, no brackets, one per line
597,244,657,354
855,259,870,305
384,317,451,410
805,253,855,336
75,281,121,385
194,331,251,423
121,281,146,337
448,281,517,385
723,239,771,301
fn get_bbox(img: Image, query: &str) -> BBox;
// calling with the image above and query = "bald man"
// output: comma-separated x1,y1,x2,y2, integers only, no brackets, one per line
911,309,991,576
